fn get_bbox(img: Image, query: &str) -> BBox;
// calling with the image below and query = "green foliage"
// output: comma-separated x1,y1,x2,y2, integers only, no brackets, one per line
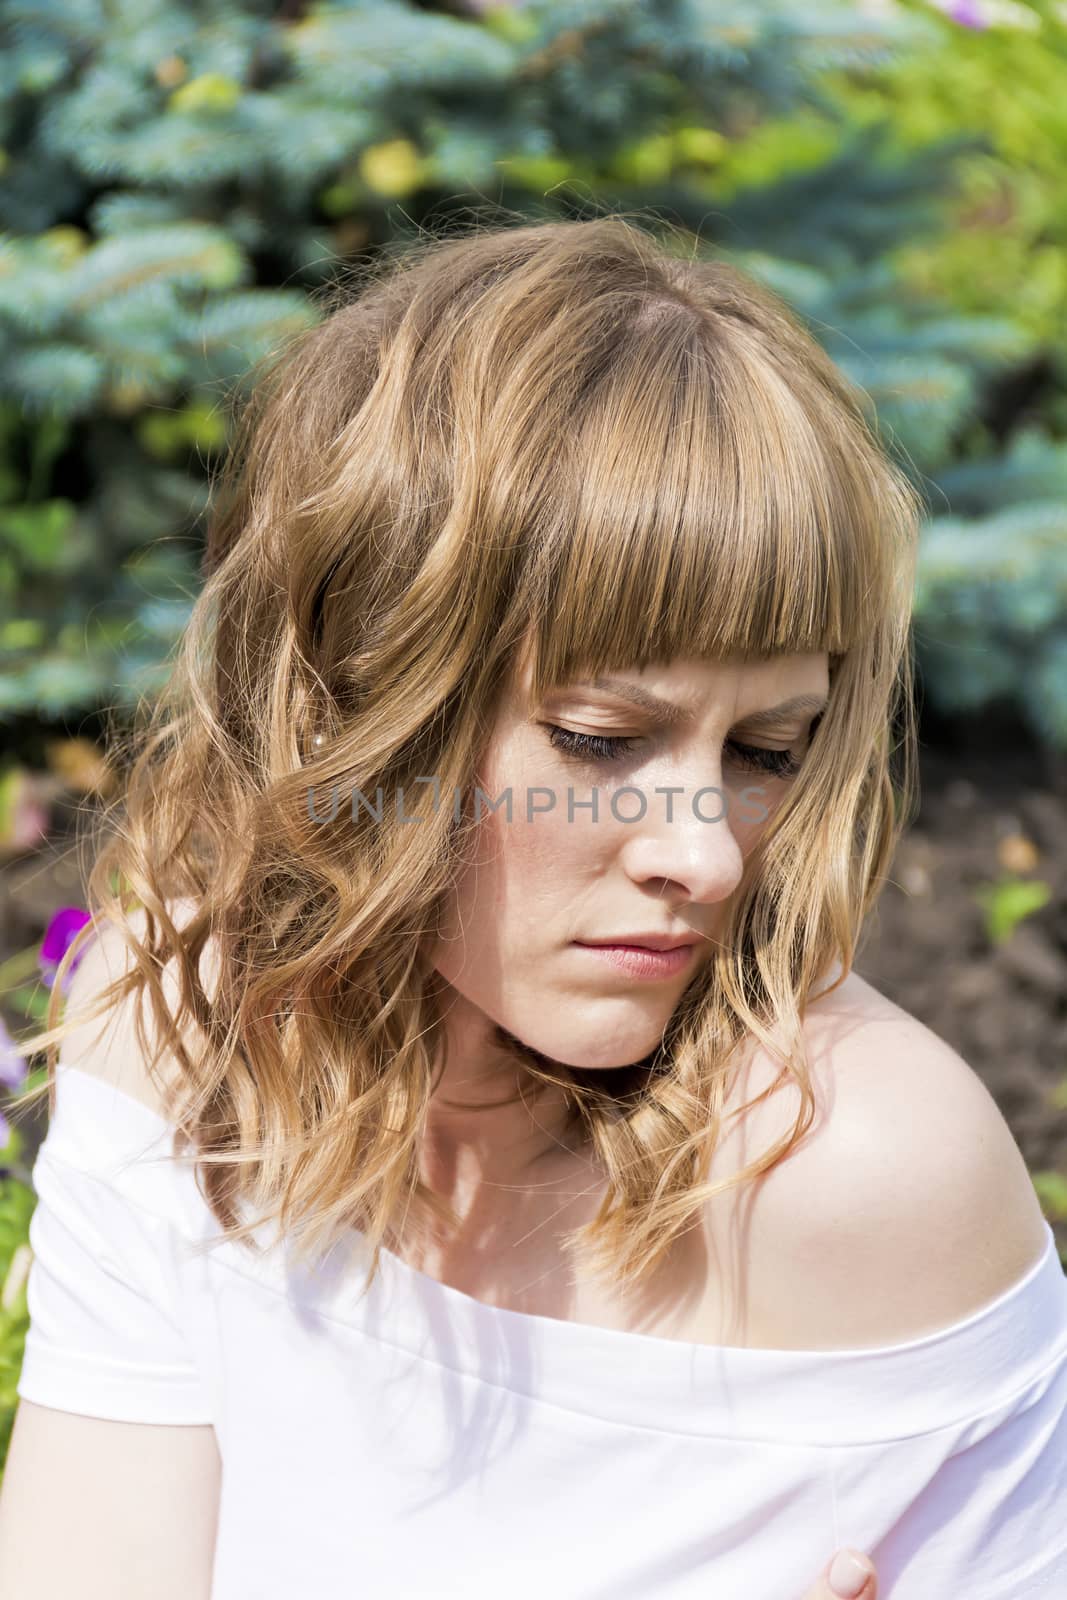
825,0,1067,345
0,1148,35,1477
1032,1168,1067,1222
973,874,1053,945
915,482,1067,744
0,0,1065,741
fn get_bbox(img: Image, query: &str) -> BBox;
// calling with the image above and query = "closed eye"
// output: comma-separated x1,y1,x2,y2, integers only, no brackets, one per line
543,725,805,778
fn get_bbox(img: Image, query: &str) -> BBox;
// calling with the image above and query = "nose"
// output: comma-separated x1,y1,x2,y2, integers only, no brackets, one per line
615,779,746,907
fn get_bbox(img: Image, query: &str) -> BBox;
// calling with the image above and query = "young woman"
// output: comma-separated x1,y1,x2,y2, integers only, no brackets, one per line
1,216,1063,1600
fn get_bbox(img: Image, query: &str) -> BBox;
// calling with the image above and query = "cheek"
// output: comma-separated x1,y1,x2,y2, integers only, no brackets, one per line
726,779,785,851
444,794,603,939
432,741,615,978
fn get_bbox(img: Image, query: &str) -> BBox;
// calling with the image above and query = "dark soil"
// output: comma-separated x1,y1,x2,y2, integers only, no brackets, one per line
855,715,1067,1263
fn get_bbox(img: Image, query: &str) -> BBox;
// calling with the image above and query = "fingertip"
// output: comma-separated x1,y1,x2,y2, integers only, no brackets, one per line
828,1549,875,1599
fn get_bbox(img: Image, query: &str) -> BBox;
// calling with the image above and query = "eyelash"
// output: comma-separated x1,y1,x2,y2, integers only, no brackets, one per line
544,725,805,779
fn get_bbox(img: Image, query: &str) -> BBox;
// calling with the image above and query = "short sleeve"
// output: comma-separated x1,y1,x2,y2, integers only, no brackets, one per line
16,1077,214,1426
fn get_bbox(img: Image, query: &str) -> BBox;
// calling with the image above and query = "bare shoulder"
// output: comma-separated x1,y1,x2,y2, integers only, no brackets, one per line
59,897,215,1121
718,969,1051,1349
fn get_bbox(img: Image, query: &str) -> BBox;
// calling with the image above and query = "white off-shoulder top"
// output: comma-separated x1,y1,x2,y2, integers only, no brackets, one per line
16,1062,1067,1599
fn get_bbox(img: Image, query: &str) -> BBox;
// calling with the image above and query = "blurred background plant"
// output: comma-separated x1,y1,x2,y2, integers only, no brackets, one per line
2,0,1066,1473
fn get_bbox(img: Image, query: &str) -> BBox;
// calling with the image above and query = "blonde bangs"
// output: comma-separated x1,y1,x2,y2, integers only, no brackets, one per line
506,298,908,703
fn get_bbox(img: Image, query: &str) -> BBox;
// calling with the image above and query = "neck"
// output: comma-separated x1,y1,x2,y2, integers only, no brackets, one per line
418,983,591,1206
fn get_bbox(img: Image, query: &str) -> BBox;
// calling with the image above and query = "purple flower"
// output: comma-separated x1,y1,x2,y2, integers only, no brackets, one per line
0,1016,28,1093
39,906,93,992
948,0,987,27
0,1016,27,1153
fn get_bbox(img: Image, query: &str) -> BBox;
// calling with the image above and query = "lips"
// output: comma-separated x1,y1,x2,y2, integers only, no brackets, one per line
574,941,700,981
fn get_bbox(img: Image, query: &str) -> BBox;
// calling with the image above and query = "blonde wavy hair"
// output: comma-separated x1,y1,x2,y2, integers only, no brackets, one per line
16,212,924,1297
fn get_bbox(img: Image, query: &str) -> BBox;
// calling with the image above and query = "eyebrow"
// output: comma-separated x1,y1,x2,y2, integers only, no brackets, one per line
567,678,829,730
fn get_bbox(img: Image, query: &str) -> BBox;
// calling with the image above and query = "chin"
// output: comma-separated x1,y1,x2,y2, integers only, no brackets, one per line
492,1020,664,1076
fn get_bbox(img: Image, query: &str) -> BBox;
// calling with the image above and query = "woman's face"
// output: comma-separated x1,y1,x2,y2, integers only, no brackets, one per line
430,649,829,1074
